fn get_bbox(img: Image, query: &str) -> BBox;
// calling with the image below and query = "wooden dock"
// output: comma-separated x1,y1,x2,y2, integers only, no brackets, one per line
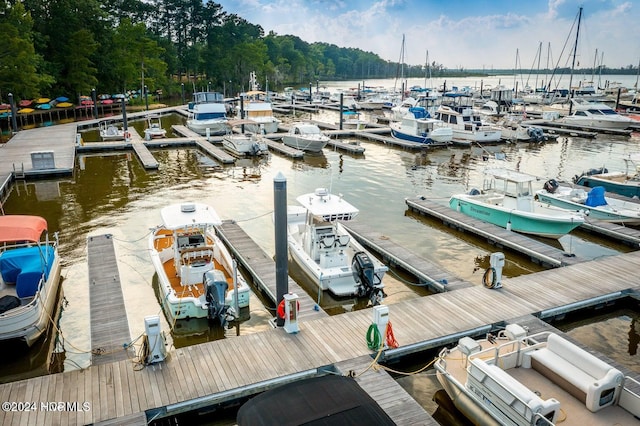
341,221,473,292
335,356,436,425
325,138,366,154
264,139,304,158
215,220,327,322
87,234,134,366
2,248,639,425
405,197,584,268
0,123,77,183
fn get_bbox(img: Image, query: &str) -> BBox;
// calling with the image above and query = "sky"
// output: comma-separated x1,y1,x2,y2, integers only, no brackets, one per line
217,0,640,70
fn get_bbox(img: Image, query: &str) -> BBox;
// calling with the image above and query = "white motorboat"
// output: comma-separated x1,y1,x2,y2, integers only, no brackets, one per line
338,110,366,130
143,114,167,139
557,98,636,130
536,180,640,224
0,215,62,347
237,89,280,134
434,324,640,426
286,188,387,304
221,120,269,157
435,105,502,143
449,168,585,239
98,120,125,141
148,202,250,326
281,122,330,152
390,106,453,145
186,91,228,136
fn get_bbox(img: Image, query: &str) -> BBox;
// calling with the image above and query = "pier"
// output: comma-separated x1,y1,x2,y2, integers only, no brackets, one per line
1,246,639,424
3,107,640,425
405,196,584,267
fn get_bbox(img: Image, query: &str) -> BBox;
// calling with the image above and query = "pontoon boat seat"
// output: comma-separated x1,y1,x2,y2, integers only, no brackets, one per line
467,358,560,424
0,246,55,298
529,333,623,412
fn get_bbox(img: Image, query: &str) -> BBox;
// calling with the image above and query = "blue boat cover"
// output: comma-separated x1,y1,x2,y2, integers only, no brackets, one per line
409,106,429,119
0,246,55,298
585,186,607,207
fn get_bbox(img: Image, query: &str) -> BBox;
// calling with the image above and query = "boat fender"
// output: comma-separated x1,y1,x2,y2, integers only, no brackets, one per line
482,267,497,289
543,179,559,193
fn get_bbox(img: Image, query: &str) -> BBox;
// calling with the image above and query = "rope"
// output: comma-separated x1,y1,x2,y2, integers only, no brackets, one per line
366,323,382,351
483,267,497,288
386,321,399,349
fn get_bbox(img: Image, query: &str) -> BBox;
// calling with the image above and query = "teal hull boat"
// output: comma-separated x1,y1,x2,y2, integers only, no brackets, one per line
450,168,585,239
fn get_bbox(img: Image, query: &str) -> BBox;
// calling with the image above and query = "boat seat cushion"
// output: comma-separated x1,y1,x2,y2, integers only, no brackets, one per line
0,246,55,298
468,358,560,422
530,333,623,412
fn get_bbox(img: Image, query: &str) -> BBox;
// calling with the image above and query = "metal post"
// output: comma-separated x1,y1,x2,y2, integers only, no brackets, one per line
273,172,288,327
181,83,185,105
8,93,17,133
144,85,149,111
121,98,128,140
91,89,98,119
339,93,344,130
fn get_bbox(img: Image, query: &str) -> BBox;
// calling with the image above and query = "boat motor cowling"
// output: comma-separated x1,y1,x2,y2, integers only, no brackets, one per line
204,269,234,327
543,179,559,194
352,252,385,305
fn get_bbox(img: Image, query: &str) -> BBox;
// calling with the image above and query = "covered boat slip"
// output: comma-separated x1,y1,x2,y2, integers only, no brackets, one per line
2,247,640,424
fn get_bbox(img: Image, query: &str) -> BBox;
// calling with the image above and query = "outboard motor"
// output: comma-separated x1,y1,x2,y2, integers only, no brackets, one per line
204,269,235,327
543,179,559,193
527,127,545,142
352,252,385,306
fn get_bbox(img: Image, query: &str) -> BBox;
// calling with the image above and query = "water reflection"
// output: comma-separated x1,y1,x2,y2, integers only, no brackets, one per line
2,105,639,398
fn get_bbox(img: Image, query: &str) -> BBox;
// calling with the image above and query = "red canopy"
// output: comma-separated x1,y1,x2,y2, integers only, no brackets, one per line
0,215,48,243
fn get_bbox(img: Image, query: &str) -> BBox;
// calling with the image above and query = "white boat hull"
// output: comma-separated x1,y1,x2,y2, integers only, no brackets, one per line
149,229,250,322
287,211,386,297
186,120,228,136
0,251,61,346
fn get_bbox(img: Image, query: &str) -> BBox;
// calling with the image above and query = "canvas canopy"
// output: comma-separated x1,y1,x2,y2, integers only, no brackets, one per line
0,215,47,243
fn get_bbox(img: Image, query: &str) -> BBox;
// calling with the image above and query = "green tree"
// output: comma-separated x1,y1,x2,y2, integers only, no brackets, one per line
0,2,43,100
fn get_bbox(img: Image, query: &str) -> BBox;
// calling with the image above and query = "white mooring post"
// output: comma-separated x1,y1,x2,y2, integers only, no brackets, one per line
283,293,299,334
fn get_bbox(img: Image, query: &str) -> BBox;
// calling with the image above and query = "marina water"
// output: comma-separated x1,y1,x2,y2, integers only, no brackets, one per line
0,76,638,421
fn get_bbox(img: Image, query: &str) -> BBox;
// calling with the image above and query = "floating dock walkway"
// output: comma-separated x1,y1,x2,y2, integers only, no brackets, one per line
341,221,473,292
405,197,584,268
215,220,327,322
2,246,639,425
87,234,134,365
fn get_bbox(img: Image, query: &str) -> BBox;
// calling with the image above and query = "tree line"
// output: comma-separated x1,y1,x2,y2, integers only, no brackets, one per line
0,0,432,103
1,0,637,103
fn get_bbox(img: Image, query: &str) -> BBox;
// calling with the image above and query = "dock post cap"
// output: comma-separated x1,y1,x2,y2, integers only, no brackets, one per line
274,171,286,182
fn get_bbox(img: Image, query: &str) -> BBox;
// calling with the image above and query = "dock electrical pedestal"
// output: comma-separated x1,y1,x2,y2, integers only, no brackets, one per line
283,293,300,334
144,315,167,364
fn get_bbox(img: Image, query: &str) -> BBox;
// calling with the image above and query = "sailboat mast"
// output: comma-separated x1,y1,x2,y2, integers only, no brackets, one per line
568,6,583,114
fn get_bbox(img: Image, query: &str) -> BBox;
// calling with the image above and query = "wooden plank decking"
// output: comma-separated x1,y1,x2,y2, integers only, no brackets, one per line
87,234,134,366
341,221,473,292
405,197,584,267
335,356,436,425
215,220,327,322
1,249,639,424
0,123,77,182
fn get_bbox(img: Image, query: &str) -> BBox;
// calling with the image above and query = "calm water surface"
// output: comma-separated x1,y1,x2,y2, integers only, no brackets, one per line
1,77,639,422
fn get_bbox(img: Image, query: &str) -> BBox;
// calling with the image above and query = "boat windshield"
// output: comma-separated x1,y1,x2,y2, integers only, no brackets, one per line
194,112,226,120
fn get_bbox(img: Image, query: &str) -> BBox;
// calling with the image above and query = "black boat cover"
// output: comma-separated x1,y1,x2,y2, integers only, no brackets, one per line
0,295,20,314
236,374,396,426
